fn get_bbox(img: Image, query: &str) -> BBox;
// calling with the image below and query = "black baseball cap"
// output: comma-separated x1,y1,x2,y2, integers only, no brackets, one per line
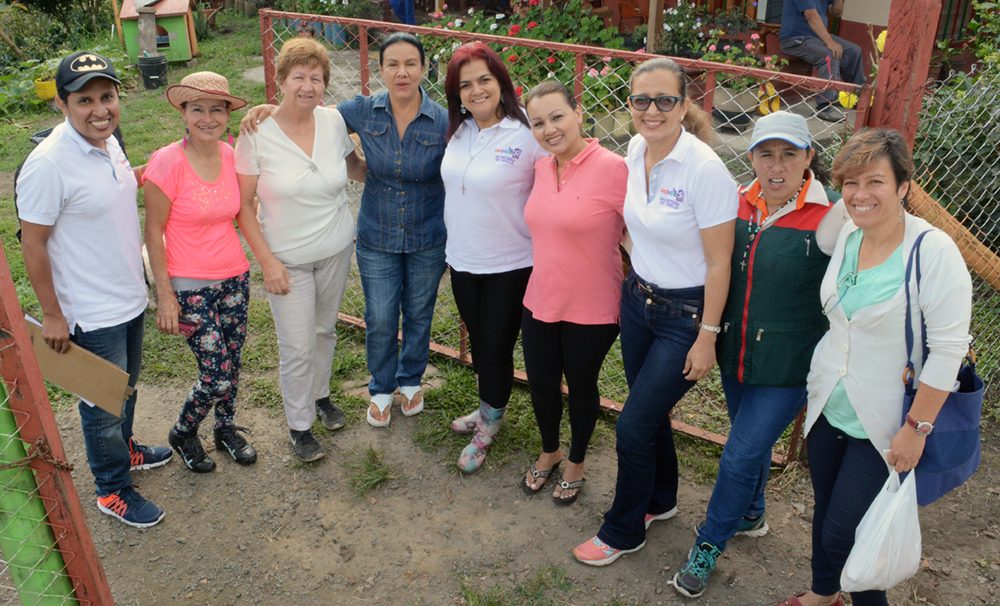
56,51,121,94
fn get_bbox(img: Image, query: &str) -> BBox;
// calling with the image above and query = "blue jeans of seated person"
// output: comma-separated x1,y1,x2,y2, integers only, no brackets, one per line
597,274,702,551
696,374,807,552
808,414,890,606
71,312,144,497
356,242,446,397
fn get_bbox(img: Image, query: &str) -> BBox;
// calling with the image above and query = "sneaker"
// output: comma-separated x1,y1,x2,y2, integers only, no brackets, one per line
97,485,164,528
127,437,172,471
673,542,722,598
816,104,846,123
290,429,325,462
644,505,678,529
735,514,769,538
168,428,216,473
214,425,257,466
573,536,645,567
315,397,346,430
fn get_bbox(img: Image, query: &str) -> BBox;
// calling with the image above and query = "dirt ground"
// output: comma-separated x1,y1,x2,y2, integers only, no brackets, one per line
45,376,998,606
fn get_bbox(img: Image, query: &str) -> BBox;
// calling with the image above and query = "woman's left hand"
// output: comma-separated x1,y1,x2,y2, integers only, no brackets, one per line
887,425,926,473
684,336,716,381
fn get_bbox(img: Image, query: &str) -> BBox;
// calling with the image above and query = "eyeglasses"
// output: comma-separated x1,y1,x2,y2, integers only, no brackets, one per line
628,95,683,112
822,271,858,316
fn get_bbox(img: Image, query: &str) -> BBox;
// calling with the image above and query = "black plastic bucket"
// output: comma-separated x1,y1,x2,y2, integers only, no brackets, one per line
137,54,168,90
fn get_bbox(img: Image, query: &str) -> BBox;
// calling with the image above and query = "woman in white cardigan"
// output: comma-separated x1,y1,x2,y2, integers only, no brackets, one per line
781,130,972,606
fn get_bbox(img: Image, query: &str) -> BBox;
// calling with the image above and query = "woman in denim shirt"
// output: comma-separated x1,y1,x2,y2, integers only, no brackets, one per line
243,33,447,428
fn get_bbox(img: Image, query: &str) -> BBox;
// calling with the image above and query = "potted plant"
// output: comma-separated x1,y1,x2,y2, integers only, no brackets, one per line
582,61,632,138
30,58,60,102
700,31,785,131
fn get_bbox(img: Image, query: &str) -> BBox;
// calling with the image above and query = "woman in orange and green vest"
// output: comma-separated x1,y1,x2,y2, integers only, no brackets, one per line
672,111,847,599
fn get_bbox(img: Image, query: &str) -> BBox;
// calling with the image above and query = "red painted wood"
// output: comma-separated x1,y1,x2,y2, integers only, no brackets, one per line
360,24,370,96
0,236,115,605
869,0,941,145
260,13,277,105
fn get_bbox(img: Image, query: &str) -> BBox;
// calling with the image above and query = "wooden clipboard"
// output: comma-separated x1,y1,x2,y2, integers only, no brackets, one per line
25,315,132,417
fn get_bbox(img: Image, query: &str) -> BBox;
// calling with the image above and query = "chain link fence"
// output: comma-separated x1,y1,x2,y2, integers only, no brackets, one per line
260,11,895,460
913,63,1000,401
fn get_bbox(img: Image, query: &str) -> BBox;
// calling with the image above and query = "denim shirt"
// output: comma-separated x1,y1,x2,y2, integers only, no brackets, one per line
338,88,448,253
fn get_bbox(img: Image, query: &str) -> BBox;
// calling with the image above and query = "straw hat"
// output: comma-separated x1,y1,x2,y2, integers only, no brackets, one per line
166,72,247,111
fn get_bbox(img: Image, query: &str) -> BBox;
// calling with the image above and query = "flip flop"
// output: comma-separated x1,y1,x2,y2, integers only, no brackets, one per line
553,476,585,505
521,461,560,495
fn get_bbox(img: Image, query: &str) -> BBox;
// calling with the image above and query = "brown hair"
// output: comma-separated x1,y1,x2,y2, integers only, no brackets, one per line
276,37,330,88
630,57,713,145
831,129,914,197
523,80,577,112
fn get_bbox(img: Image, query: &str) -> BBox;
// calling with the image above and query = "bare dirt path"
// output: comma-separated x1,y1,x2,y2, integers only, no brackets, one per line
52,374,1000,606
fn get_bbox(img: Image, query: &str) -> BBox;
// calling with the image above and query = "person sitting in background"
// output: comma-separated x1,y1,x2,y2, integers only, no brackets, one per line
17,51,172,528
143,72,258,473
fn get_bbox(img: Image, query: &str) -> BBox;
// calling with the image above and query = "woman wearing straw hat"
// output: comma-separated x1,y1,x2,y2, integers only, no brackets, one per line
234,38,367,462
143,71,258,473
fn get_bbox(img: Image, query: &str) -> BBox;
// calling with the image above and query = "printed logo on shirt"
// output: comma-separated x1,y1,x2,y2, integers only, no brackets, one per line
658,187,685,209
494,147,523,165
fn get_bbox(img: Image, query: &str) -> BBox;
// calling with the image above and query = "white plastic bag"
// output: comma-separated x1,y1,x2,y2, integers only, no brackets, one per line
840,470,921,592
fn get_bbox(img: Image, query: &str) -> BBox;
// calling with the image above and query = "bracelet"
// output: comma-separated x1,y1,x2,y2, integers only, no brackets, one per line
699,322,721,334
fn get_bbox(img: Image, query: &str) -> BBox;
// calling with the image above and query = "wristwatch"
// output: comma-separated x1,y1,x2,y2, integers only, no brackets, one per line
905,413,934,437
699,323,721,334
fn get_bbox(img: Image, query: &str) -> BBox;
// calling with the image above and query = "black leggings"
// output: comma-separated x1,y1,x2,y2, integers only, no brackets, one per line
521,308,619,464
450,266,532,409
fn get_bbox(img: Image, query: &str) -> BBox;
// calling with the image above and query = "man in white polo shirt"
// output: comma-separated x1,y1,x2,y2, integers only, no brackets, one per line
17,51,172,529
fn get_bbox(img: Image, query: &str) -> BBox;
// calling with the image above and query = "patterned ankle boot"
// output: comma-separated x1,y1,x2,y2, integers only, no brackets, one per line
457,401,503,473
450,408,479,434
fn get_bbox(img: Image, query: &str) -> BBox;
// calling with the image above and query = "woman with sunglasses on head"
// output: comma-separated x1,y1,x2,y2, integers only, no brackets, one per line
670,111,847,598
573,57,738,566
440,43,546,473
778,130,971,606
517,80,628,504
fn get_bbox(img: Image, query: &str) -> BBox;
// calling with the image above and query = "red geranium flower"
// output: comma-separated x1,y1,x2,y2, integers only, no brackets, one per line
508,24,521,35
508,54,518,62
546,56,556,64
527,21,537,28
528,0,538,4
515,86,523,96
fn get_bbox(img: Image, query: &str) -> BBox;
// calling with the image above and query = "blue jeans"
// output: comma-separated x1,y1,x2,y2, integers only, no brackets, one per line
807,415,890,606
697,374,806,552
71,312,144,497
356,242,446,397
597,274,702,550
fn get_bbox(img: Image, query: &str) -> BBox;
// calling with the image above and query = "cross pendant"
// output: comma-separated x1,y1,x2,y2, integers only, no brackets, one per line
740,260,747,271
461,184,466,195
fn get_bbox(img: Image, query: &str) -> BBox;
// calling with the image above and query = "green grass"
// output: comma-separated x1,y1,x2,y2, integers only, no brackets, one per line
245,374,283,416
457,567,575,606
344,443,397,498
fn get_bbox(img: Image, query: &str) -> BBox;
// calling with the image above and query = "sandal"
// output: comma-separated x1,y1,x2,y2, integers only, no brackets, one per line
521,461,560,495
552,476,585,504
773,593,844,606
400,388,423,417
366,395,392,428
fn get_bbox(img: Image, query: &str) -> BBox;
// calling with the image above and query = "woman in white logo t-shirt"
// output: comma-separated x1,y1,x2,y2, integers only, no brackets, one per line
440,43,546,474
573,57,739,566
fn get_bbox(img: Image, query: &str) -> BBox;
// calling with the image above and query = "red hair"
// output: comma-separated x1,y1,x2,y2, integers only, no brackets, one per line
444,42,528,141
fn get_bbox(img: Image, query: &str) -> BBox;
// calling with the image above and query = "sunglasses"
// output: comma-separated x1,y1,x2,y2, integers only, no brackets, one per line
628,94,683,112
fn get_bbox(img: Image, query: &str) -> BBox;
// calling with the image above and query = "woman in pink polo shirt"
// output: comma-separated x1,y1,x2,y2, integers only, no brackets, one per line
143,72,256,473
519,80,629,504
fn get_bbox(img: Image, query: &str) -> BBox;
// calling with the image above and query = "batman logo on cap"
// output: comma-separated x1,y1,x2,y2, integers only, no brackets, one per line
70,54,109,73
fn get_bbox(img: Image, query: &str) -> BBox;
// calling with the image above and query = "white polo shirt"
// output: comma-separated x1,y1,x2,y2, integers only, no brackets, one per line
441,115,545,274
234,107,356,265
16,120,148,333
623,128,738,289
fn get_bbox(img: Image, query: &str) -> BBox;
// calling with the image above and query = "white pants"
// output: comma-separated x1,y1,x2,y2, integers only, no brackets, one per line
268,243,354,431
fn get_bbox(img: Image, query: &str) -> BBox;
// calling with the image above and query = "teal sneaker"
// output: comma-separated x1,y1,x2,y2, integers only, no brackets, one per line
735,514,769,538
673,542,722,598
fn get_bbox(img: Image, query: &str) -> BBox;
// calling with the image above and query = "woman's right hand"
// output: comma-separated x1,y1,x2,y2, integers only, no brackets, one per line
262,258,293,295
157,295,181,335
239,104,278,136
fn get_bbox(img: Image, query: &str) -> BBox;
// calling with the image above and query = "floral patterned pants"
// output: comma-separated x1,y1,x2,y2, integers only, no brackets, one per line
173,272,250,435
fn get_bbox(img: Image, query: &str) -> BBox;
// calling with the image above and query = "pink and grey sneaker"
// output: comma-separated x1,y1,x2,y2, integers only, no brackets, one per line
644,505,678,529
573,536,645,567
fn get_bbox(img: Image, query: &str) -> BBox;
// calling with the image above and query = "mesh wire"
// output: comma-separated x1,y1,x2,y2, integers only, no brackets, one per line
0,382,79,605
262,13,883,452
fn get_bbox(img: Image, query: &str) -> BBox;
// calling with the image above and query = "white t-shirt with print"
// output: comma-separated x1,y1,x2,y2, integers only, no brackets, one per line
441,115,545,274
234,106,355,265
623,128,738,289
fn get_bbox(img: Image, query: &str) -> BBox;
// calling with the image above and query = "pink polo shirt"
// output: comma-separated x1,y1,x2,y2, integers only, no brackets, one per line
144,142,249,280
523,139,628,325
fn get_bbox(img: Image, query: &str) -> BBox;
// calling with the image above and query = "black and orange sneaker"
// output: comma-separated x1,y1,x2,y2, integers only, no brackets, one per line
97,485,164,528
127,437,172,471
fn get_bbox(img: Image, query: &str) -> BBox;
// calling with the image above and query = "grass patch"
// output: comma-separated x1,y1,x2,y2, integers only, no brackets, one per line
242,299,278,373
141,314,198,382
675,433,724,485
245,374,283,417
344,444,397,498
457,566,575,606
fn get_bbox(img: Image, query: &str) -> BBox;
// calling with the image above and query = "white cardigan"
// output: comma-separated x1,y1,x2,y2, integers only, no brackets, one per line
805,213,973,453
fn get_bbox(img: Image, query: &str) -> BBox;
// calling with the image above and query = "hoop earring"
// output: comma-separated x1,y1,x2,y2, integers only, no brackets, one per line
183,127,189,149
